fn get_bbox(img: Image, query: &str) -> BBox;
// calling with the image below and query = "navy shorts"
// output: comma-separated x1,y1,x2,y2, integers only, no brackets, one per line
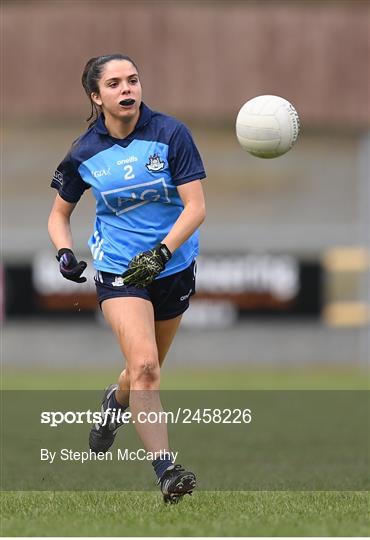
95,261,196,321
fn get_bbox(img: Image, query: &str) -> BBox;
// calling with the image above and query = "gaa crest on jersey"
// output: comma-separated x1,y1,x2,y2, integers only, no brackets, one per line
145,154,165,172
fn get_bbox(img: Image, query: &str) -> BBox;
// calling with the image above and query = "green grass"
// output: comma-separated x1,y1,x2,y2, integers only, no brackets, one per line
1,491,369,537
2,365,369,390
1,366,369,536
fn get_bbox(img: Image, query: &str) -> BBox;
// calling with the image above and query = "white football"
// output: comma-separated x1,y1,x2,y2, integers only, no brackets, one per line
236,95,300,158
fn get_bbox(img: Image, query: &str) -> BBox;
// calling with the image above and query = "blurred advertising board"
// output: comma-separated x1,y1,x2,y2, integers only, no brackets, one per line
4,252,322,325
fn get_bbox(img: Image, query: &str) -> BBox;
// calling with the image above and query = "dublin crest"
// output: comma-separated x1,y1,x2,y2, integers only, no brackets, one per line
145,154,165,172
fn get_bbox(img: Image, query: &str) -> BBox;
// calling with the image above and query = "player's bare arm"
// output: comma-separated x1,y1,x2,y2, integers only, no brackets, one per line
48,194,77,251
161,180,206,254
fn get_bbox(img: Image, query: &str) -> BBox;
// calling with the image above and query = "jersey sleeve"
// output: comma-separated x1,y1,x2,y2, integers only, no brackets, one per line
50,151,90,203
168,123,206,185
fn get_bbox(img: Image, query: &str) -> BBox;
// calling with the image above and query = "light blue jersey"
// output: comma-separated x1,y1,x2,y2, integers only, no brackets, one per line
51,103,206,277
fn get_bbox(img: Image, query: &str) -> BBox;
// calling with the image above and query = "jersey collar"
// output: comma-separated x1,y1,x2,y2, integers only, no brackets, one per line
94,102,152,137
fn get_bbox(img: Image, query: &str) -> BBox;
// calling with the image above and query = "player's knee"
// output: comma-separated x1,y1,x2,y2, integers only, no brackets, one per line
131,357,160,388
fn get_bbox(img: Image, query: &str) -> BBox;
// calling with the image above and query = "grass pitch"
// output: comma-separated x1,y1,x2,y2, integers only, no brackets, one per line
1,365,369,536
2,364,368,391
1,491,369,537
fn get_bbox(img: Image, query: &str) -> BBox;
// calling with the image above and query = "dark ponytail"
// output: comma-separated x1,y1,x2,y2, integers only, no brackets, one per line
81,54,139,126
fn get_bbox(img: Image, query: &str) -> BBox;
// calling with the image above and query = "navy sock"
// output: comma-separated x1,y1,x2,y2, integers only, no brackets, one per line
152,456,173,480
108,391,128,411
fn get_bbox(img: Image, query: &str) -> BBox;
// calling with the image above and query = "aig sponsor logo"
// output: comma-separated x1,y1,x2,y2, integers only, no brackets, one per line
101,178,170,215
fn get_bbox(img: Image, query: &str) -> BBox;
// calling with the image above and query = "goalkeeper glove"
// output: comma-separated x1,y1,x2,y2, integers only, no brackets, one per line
56,248,87,283
121,243,172,288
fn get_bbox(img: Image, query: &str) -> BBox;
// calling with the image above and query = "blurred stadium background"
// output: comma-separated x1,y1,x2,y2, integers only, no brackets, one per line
2,0,369,383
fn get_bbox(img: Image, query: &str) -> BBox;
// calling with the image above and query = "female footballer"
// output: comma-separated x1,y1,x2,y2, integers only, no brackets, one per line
48,54,206,504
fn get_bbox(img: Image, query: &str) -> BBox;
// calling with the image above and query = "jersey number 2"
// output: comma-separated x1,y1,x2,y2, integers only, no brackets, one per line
123,165,135,180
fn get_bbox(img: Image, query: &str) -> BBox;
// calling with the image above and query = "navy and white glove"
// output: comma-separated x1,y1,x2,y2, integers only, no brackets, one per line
121,244,172,288
56,248,87,283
